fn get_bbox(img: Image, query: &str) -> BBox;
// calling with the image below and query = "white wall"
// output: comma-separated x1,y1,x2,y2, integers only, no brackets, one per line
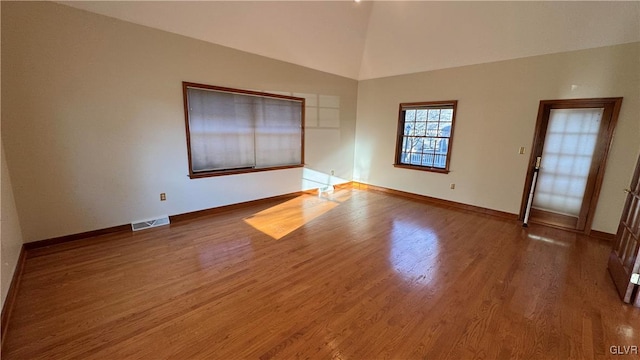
1,2,357,243
354,43,640,234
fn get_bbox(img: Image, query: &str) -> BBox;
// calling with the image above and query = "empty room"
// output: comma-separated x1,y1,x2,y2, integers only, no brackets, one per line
2,1,640,359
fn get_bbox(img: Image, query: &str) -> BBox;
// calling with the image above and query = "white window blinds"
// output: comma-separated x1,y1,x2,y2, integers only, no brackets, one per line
186,86,303,174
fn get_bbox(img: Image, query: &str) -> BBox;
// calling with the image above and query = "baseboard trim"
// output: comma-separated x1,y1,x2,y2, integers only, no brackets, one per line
170,190,317,223
24,191,322,251
352,181,519,220
589,230,616,242
332,182,354,190
22,187,335,251
22,182,611,251
23,224,132,251
352,182,620,237
1,246,26,349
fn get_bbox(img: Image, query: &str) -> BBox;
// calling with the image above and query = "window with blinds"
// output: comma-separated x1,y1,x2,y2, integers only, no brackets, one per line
394,101,457,173
183,82,304,178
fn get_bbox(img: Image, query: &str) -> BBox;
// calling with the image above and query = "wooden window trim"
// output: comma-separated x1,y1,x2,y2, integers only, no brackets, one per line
392,164,451,174
394,100,458,174
188,164,304,178
182,82,305,179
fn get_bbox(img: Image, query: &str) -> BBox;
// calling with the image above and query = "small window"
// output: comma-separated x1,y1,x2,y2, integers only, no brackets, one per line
183,82,304,178
394,100,457,173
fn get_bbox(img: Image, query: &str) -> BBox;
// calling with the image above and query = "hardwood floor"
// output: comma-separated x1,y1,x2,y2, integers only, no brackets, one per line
2,188,639,359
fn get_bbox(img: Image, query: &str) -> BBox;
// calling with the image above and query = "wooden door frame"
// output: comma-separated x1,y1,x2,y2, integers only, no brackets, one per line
608,152,640,303
519,97,623,234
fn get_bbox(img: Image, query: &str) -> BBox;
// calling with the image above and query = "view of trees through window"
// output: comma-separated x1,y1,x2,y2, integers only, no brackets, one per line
395,101,457,173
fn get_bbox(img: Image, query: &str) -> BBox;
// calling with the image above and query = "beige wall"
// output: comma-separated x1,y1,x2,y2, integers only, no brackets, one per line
354,42,640,234
2,1,638,246
1,140,24,308
1,1,358,242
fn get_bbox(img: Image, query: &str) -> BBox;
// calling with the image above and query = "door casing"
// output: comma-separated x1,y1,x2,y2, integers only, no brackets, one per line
519,97,623,234
608,153,640,304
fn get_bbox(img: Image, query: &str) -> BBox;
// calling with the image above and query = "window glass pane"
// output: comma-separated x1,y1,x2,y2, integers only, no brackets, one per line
426,122,438,136
544,154,560,174
440,109,453,121
565,116,583,133
427,109,440,121
424,138,436,151
435,153,446,168
404,137,418,154
571,156,591,176
400,151,410,164
405,110,416,121
438,122,452,136
396,102,456,171
532,108,603,216
404,122,414,136
416,110,427,121
437,138,449,154
422,153,435,167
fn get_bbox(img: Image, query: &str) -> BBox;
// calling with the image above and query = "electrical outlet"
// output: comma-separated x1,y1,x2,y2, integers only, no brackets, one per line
160,193,166,201
450,183,455,190
330,169,335,176
519,147,525,155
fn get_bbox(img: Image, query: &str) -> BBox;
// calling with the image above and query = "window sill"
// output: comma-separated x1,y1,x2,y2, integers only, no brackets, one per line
189,164,304,179
393,163,450,174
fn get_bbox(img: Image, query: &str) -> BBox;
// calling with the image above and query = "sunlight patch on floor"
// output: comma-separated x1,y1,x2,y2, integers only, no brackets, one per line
243,190,351,240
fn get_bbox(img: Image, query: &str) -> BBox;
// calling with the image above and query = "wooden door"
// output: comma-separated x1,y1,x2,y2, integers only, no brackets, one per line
520,98,623,233
608,154,640,305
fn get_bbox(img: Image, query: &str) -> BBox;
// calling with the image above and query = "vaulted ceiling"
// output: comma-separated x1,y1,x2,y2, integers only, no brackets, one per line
59,1,640,80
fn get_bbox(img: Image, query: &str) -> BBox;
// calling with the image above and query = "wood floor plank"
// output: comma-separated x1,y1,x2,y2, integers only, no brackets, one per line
3,188,640,359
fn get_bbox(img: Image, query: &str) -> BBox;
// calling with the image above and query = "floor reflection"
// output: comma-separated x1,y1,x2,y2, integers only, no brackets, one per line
197,237,253,269
616,324,636,340
509,229,572,319
390,219,440,285
527,233,572,247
